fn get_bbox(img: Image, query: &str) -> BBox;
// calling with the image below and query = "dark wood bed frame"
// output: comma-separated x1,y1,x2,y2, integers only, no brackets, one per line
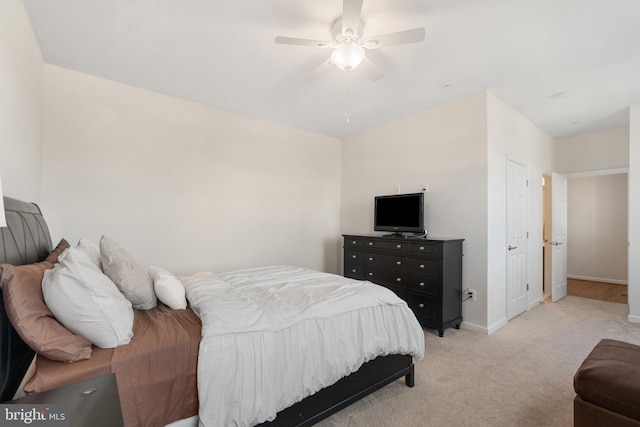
0,196,416,425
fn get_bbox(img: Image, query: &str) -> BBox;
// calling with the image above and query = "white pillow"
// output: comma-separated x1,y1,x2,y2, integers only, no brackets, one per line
100,235,157,310
149,266,187,310
76,238,102,269
42,247,134,348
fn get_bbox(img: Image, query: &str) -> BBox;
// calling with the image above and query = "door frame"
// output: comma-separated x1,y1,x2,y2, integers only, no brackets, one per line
545,168,629,303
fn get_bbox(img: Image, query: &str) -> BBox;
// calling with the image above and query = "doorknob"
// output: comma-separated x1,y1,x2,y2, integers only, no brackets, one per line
508,245,518,251
550,241,563,246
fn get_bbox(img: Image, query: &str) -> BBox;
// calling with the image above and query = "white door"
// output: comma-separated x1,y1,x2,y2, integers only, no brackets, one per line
506,159,529,320
551,172,568,302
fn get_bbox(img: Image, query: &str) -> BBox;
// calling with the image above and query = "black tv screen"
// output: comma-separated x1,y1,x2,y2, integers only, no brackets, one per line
374,192,425,235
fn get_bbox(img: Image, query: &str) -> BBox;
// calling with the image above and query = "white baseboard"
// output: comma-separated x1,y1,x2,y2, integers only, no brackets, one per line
628,315,640,324
462,318,508,335
529,298,543,310
568,275,627,285
487,318,508,335
460,321,488,335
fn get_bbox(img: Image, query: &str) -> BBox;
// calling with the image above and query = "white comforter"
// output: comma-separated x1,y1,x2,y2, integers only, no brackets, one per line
184,266,425,427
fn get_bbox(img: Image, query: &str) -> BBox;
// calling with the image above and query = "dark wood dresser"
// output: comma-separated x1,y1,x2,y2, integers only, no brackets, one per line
343,234,464,337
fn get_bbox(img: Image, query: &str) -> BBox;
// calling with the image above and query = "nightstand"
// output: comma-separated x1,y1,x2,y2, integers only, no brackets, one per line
7,373,124,427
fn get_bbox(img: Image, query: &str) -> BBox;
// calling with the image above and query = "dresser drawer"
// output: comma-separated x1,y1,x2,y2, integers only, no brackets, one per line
407,275,439,296
345,238,364,248
409,242,440,256
345,251,363,264
407,293,438,322
363,253,407,270
362,239,409,252
407,258,440,275
363,268,408,288
344,263,363,279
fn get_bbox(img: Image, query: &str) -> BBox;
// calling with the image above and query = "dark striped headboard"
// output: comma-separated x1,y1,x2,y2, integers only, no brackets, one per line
0,197,53,401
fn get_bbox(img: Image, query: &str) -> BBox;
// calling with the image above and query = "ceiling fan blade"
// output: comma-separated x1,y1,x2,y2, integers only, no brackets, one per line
307,59,334,81
342,0,364,36
360,57,383,82
275,36,333,48
364,27,426,49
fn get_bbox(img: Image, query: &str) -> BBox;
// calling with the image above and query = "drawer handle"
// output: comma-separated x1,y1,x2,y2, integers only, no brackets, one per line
368,242,374,246
368,257,374,261
419,246,425,250
368,272,374,276
420,264,425,269
352,241,357,244
419,282,425,287
396,261,402,265
396,278,402,282
396,244,402,248
352,255,356,259
419,303,425,308
351,269,357,273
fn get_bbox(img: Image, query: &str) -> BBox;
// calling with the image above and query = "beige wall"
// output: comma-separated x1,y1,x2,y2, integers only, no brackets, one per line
0,0,43,201
567,174,628,284
555,127,629,173
41,65,342,275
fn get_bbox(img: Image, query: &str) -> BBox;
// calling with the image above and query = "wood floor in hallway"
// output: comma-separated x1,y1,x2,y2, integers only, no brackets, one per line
567,278,628,304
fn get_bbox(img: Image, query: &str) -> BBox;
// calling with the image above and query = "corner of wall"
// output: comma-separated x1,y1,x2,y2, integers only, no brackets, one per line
485,92,553,328
628,105,640,321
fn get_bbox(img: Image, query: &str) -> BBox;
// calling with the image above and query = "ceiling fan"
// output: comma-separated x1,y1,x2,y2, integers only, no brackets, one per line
275,0,426,81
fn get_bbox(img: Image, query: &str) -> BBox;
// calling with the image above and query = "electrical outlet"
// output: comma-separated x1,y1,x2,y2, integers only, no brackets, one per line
468,289,476,301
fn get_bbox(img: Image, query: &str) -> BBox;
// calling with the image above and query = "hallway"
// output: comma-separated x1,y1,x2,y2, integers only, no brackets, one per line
567,278,627,304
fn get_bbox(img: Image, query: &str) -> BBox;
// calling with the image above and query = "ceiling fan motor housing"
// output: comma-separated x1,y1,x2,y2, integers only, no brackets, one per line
332,18,364,45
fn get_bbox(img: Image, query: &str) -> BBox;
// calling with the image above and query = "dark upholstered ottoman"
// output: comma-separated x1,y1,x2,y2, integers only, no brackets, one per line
574,339,640,427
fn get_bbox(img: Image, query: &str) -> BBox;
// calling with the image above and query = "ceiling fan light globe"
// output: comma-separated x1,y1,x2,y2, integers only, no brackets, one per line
331,44,365,71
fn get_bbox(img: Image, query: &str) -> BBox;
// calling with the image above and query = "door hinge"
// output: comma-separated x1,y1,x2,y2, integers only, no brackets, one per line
527,231,529,238
526,283,529,291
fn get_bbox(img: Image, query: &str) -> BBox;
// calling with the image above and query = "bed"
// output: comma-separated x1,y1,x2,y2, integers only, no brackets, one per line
0,196,425,426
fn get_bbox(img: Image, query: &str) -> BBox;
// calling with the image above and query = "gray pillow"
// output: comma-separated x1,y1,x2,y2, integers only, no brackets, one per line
100,235,157,310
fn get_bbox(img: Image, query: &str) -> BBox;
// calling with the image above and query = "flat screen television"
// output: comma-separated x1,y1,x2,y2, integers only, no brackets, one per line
374,192,425,236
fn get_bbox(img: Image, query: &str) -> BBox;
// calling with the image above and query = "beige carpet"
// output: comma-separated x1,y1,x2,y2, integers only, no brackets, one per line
317,296,640,427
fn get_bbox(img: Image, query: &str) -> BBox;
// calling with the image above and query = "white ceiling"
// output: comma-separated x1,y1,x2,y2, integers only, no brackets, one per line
23,0,640,140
